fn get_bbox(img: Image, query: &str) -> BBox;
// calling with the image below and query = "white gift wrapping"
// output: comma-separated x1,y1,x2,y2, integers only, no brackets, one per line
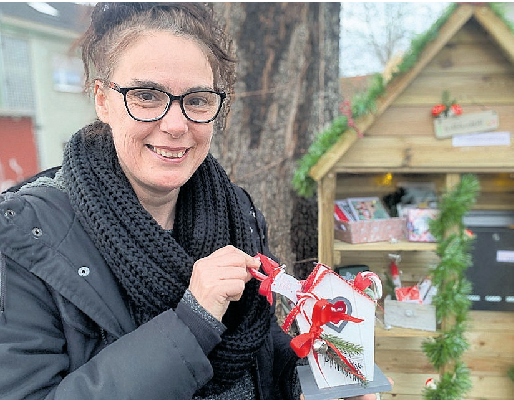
293,265,377,389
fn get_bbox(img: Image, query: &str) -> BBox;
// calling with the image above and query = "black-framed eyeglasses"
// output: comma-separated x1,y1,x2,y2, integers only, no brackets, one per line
108,82,226,123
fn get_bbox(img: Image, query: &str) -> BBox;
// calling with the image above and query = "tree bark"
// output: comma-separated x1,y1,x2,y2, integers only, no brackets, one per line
212,3,340,275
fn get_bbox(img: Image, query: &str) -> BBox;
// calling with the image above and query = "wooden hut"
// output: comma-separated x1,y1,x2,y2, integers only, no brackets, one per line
309,4,514,399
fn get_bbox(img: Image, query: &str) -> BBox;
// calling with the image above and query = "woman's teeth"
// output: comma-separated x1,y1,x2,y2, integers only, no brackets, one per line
148,145,186,159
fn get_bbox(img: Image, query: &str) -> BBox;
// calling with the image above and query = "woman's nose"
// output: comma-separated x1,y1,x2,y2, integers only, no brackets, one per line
159,101,188,137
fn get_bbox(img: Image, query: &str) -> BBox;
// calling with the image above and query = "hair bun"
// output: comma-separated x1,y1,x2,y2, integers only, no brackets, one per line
92,3,147,36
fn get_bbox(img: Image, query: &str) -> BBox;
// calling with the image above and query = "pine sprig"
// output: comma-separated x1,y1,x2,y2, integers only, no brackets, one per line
324,348,368,386
321,334,364,356
422,326,470,370
320,334,367,385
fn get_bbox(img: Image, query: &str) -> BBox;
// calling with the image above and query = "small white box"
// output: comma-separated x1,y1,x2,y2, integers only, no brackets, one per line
384,299,436,332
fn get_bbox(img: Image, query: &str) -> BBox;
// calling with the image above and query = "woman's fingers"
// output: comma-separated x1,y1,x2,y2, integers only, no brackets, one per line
188,246,261,320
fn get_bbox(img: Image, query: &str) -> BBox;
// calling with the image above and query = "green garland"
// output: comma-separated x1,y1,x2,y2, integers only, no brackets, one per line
292,74,385,198
422,174,480,400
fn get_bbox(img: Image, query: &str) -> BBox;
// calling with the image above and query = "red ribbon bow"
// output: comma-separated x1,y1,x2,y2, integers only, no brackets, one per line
353,272,372,292
290,298,363,358
251,254,282,305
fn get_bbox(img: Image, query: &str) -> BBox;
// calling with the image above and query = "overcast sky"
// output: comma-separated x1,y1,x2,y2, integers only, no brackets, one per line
339,2,451,77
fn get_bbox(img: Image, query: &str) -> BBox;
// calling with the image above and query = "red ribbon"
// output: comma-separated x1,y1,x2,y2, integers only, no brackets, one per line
290,298,363,358
282,264,330,333
325,340,366,381
353,272,372,292
339,100,363,138
253,254,282,305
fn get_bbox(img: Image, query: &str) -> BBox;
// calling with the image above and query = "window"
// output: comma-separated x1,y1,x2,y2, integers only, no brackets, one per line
52,55,84,93
0,34,35,112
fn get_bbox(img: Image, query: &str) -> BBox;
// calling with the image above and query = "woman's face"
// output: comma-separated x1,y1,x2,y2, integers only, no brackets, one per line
95,31,215,198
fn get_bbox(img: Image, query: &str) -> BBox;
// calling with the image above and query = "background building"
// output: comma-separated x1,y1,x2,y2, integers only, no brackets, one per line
0,2,95,191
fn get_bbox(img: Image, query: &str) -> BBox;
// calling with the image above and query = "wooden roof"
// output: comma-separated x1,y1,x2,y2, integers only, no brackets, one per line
310,3,514,180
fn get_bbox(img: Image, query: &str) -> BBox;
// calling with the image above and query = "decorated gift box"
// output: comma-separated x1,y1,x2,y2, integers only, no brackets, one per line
252,254,391,398
406,208,439,242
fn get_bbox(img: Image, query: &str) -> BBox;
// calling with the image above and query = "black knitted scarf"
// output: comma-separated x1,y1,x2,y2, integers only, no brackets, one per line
61,121,270,395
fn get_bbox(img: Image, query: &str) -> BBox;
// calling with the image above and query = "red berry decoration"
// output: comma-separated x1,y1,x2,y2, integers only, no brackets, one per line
450,104,462,115
431,104,446,117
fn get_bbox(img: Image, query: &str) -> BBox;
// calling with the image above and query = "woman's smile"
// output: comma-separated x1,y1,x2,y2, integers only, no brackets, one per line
146,144,191,160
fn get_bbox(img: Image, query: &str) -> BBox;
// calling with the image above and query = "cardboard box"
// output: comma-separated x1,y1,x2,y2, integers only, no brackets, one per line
334,217,406,244
384,299,437,331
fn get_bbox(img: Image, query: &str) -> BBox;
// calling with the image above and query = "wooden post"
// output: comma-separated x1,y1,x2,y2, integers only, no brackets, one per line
318,172,336,267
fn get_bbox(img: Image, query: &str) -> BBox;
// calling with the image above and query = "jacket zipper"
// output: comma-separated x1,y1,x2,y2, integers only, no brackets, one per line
0,252,6,316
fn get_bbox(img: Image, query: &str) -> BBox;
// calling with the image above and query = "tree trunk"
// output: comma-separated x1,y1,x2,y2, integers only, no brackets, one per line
212,3,340,275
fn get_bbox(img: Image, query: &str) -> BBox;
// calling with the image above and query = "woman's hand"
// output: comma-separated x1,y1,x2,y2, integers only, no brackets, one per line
188,245,260,321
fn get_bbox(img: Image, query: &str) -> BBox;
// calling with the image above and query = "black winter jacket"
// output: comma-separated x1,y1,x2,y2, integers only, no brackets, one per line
0,178,299,399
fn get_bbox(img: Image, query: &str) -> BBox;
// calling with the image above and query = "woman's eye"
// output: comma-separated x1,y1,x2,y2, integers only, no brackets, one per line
186,96,208,107
128,89,165,103
135,90,159,102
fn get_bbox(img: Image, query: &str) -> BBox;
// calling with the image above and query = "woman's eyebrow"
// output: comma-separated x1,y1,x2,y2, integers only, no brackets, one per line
130,79,167,90
130,79,214,93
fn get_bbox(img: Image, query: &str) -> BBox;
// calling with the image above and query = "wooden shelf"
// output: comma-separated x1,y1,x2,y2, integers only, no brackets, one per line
334,239,438,252
375,324,439,338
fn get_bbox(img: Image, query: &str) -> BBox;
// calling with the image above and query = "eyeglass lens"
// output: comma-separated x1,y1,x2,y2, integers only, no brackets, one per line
125,89,222,122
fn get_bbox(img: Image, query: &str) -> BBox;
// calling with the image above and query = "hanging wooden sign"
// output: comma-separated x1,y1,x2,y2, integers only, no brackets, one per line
433,110,499,139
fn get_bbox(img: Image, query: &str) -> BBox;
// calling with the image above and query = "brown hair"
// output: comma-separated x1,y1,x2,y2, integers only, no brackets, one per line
78,3,236,96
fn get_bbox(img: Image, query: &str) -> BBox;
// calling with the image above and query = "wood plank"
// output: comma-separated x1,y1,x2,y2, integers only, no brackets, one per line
309,130,358,182
376,325,438,339
467,375,514,399
409,138,514,170
334,136,514,171
468,310,514,331
377,372,435,396
424,42,513,75
466,330,514,356
450,17,493,44
463,354,514,376
375,349,436,373
365,105,514,138
317,173,336,266
473,5,514,65
334,239,437,253
392,73,514,106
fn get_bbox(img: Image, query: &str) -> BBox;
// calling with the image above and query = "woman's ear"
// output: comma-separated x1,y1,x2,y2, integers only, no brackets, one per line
94,80,110,123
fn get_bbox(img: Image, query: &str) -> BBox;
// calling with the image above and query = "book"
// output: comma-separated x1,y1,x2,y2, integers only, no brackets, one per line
347,197,390,221
334,199,358,222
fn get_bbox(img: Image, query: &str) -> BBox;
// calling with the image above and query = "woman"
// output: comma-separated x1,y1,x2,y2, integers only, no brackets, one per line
0,3,385,399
